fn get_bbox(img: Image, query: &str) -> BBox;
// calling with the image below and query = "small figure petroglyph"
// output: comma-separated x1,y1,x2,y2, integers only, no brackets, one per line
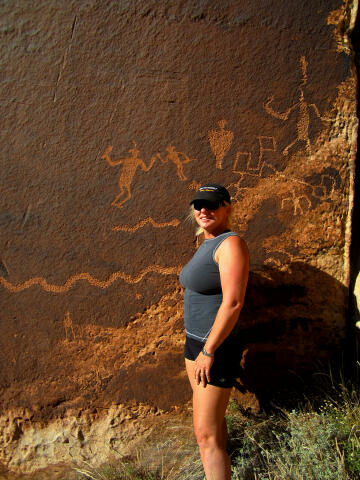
157,145,192,180
63,311,76,341
281,189,312,215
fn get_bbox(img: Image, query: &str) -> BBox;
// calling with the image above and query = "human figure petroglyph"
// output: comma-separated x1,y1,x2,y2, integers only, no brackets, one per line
208,120,234,169
102,142,156,208
156,145,192,180
281,189,312,215
63,311,76,341
264,56,323,156
189,180,201,191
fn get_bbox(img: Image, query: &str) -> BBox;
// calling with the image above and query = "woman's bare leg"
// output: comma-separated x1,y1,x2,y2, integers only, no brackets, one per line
186,359,232,480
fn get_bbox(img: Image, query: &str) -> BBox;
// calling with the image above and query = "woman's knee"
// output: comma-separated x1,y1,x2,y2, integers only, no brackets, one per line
194,423,220,450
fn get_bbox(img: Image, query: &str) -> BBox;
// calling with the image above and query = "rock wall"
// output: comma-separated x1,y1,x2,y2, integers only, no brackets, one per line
0,0,358,474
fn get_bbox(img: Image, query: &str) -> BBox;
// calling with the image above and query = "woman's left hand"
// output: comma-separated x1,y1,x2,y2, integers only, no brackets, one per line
194,352,214,387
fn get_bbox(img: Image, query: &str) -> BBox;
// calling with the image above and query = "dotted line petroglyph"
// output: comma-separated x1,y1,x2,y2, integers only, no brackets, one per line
112,217,180,232
0,265,180,293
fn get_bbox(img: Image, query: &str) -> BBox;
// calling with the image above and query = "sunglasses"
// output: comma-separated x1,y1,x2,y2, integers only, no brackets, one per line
193,200,224,211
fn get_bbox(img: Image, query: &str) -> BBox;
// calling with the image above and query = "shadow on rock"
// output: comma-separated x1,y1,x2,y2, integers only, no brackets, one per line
233,262,348,406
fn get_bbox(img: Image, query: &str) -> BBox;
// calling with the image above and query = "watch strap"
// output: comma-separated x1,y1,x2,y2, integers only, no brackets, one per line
202,347,214,358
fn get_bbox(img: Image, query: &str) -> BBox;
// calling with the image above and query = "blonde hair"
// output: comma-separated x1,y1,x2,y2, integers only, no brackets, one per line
187,202,233,237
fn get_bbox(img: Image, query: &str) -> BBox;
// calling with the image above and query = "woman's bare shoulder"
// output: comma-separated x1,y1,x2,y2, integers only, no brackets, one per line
215,234,249,263
223,234,248,250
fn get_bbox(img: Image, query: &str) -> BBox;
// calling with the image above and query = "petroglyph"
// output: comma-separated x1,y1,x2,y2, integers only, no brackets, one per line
233,152,251,175
309,171,340,200
263,249,294,267
233,136,277,175
0,265,180,293
279,167,342,215
63,311,76,341
103,142,194,207
101,142,156,208
112,217,180,233
189,180,201,191
156,145,192,180
264,56,323,156
281,189,312,215
208,120,234,169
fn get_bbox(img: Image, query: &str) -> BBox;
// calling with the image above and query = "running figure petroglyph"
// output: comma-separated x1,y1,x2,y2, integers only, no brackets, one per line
156,145,192,180
264,56,323,156
102,141,156,208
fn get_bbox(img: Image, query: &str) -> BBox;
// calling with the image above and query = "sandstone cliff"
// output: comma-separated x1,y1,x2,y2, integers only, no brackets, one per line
0,0,358,474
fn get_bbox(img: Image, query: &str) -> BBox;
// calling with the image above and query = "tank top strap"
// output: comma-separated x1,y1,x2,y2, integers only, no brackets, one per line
211,231,240,264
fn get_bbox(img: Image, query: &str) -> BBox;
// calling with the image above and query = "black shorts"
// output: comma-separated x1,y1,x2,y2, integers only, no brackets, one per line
184,335,243,388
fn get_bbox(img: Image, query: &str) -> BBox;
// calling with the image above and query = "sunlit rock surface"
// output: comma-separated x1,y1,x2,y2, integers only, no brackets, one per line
0,0,358,474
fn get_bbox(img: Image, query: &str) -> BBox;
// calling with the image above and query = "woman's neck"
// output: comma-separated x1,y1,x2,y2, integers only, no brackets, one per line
203,227,229,239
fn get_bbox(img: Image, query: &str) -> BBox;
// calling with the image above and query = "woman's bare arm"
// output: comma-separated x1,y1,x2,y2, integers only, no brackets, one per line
194,235,249,386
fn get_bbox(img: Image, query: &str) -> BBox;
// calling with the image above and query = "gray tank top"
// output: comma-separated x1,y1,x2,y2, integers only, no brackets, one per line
179,231,240,341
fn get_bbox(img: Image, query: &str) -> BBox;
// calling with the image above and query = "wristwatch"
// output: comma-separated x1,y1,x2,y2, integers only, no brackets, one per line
201,347,214,358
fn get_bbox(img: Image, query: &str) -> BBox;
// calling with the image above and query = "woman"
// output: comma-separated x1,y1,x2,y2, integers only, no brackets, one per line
179,184,249,480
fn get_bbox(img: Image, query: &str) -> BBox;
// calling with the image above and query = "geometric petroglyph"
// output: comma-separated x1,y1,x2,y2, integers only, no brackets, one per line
233,136,277,175
208,120,234,169
112,217,180,233
0,265,181,293
233,151,251,174
309,171,340,200
102,142,193,208
264,56,323,156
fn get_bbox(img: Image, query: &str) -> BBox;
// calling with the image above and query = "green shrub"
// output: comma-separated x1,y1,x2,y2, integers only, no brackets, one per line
228,381,360,480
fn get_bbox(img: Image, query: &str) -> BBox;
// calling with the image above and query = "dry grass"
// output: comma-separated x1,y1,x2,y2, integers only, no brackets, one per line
71,412,203,480
71,373,360,480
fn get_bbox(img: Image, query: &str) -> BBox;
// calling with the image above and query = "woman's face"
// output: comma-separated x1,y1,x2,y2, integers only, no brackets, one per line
193,202,230,237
